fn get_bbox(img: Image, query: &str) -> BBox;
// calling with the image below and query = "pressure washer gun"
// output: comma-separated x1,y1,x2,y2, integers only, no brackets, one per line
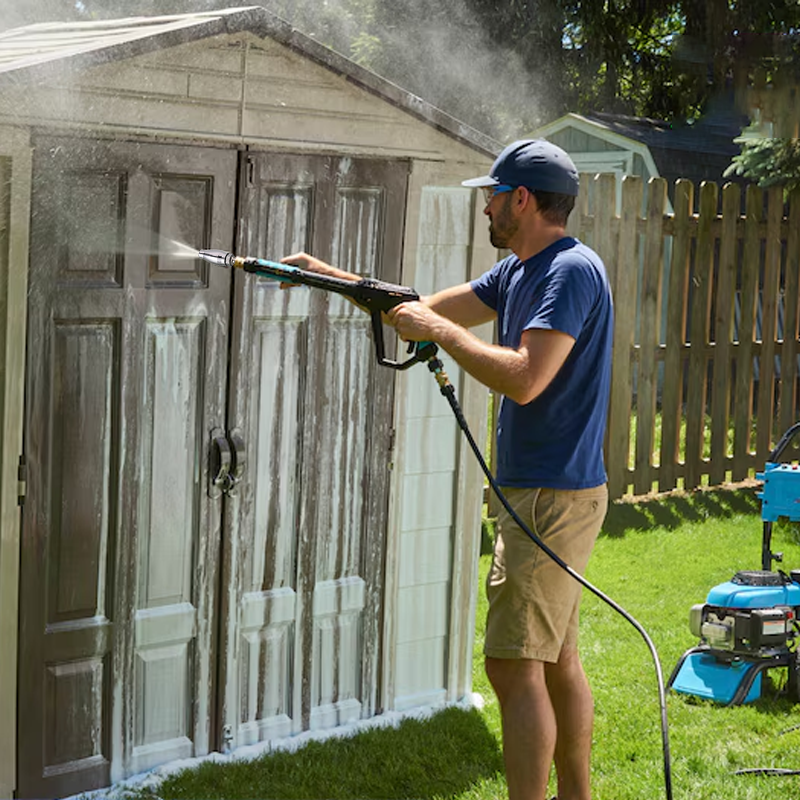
198,249,438,370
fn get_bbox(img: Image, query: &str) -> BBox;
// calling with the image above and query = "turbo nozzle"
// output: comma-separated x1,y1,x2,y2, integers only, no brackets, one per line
198,249,235,268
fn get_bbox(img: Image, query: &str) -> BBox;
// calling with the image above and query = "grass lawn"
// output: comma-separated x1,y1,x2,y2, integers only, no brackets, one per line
124,483,800,800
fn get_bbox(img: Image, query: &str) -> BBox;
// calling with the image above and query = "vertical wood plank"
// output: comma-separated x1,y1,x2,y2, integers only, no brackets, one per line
778,189,800,436
660,181,693,491
709,183,740,485
592,173,618,276
685,182,718,489
733,185,762,480
755,186,783,461
606,176,641,498
659,181,693,491
633,178,666,495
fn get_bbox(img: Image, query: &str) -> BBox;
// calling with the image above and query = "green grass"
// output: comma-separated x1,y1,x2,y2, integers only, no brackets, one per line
121,484,800,800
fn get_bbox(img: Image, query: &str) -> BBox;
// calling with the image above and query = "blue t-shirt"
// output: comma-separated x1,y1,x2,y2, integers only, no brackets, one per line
470,237,613,489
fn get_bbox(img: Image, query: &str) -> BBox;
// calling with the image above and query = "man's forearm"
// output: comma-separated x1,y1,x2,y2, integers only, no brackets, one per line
423,315,538,404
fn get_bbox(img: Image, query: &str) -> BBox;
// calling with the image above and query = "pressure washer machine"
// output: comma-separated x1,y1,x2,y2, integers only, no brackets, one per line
669,422,800,705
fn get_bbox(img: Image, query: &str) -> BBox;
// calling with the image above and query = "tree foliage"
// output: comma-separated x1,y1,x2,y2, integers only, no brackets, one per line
725,138,800,195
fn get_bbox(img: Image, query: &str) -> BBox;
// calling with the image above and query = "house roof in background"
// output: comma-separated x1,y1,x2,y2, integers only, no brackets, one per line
0,5,499,157
537,99,749,189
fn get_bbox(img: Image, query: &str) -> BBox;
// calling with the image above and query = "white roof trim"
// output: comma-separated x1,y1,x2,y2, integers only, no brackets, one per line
533,112,662,181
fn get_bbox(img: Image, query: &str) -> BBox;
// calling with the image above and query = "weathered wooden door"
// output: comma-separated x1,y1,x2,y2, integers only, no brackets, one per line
18,141,408,796
217,153,409,748
18,137,236,798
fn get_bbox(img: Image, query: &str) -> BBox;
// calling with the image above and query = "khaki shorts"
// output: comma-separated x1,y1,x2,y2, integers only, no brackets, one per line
485,484,608,663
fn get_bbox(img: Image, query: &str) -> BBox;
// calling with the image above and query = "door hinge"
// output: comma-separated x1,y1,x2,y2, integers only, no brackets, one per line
17,455,26,505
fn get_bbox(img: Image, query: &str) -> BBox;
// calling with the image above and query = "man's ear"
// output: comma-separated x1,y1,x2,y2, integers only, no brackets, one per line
516,186,535,212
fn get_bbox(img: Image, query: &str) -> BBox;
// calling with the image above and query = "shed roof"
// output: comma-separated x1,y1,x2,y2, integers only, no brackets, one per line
0,5,499,157
555,103,748,189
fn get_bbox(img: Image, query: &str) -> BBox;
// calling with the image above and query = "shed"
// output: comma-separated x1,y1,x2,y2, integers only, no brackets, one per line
0,7,498,797
533,104,748,210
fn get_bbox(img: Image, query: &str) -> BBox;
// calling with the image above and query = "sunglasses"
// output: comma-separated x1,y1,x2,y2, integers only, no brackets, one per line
481,184,515,204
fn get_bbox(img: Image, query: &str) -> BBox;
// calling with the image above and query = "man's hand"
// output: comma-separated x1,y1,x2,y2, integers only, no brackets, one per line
386,301,446,342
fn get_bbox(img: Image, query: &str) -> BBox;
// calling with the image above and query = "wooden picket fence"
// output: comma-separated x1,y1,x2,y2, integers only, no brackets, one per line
565,174,800,500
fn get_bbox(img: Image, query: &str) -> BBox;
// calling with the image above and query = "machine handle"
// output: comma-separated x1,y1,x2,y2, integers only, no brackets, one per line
768,421,800,463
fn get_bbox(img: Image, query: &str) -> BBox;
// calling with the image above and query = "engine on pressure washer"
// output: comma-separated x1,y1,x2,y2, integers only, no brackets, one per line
669,422,800,705
688,570,800,654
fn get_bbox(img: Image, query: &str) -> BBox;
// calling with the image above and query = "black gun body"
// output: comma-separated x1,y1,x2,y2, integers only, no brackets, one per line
232,255,433,370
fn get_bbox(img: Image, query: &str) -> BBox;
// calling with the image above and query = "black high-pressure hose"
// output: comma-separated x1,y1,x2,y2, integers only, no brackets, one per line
425,356,674,800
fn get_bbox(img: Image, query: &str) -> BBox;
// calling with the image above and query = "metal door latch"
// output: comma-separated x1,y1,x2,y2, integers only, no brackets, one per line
209,428,247,497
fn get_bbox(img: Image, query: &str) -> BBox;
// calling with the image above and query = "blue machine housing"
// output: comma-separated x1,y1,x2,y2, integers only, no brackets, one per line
757,462,800,522
671,653,763,705
706,580,800,609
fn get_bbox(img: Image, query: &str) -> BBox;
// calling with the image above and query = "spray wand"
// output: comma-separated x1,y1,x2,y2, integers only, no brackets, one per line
199,249,437,369
197,247,673,800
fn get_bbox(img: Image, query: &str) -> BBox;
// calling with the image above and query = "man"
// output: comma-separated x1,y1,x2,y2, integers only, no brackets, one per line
284,139,613,800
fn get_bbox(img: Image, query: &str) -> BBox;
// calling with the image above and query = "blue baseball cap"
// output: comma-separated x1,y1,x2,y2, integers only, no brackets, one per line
463,139,579,196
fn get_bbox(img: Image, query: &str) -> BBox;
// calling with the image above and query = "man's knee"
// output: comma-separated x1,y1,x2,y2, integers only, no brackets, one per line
544,646,588,692
485,656,546,704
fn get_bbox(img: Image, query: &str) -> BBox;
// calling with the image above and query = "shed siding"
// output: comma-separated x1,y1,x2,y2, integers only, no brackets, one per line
390,185,488,711
0,34,480,160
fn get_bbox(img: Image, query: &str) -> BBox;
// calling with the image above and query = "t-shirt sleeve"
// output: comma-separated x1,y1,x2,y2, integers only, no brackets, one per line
470,261,503,311
525,257,598,340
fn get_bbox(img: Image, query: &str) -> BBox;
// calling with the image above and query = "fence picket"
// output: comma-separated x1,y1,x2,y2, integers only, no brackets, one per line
659,180,694,491
592,174,618,278
607,177,641,497
755,187,783,461
633,178,667,494
684,183,718,488
732,185,762,480
708,183,740,485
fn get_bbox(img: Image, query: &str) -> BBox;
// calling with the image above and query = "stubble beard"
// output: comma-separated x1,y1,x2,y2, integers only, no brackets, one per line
489,196,519,249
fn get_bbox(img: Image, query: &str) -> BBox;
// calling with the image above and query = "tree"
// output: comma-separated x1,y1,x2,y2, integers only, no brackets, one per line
725,138,800,196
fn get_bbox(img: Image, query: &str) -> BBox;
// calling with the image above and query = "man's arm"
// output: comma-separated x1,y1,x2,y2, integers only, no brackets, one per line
387,301,574,405
281,252,497,329
423,283,496,328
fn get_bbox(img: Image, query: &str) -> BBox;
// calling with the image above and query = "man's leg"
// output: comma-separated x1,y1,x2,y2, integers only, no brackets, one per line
485,656,555,800
545,646,594,800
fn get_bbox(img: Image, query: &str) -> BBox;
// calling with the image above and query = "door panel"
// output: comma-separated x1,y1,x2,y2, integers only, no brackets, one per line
18,137,236,798
220,153,409,747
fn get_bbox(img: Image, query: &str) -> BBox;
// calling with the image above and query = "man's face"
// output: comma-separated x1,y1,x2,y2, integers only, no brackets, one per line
488,191,520,249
